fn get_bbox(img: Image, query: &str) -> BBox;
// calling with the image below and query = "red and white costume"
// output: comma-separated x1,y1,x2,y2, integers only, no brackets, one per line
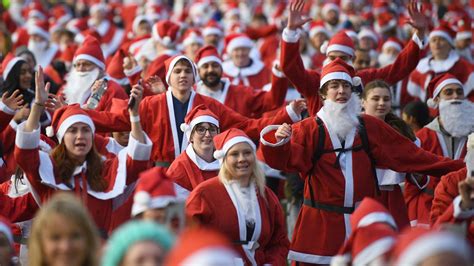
87,18,125,58
14,106,152,233
280,29,424,115
222,33,272,89
26,20,61,68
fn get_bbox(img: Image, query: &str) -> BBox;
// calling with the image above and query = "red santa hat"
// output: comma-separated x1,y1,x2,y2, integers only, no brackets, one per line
23,1,48,21
59,44,78,64
182,28,204,47
132,15,152,35
106,49,129,86
358,28,379,44
164,55,197,85
90,3,108,15
45,105,95,142
426,73,463,108
224,33,254,54
165,228,238,265
320,58,360,89
202,19,223,37
309,21,331,38
180,104,219,140
195,45,222,68
152,20,180,48
27,20,50,40
391,228,472,265
373,0,390,16
321,31,355,57
381,37,404,52
374,12,397,34
456,18,472,41
49,5,72,26
131,167,177,217
322,3,340,15
66,18,88,34
213,128,256,162
350,197,397,230
0,216,13,248
73,35,105,70
223,3,240,20
1,53,25,80
429,21,456,47
332,224,397,266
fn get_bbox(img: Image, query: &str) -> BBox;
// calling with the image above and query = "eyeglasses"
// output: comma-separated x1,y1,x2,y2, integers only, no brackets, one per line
194,125,219,135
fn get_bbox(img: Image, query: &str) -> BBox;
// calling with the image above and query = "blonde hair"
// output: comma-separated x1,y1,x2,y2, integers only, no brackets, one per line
28,193,100,266
218,148,266,198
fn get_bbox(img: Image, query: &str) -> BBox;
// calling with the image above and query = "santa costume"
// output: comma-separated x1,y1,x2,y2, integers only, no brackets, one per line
258,59,464,264
186,129,289,266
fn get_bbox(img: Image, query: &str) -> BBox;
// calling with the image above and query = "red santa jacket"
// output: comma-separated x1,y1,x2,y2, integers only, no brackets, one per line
258,111,463,264
14,123,152,233
280,32,423,115
167,145,219,199
85,90,297,164
408,51,474,101
222,59,272,89
186,177,289,266
431,167,474,245
195,75,288,118
405,120,467,227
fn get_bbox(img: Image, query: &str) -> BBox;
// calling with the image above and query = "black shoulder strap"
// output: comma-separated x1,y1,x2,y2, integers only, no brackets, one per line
305,117,326,208
358,116,381,195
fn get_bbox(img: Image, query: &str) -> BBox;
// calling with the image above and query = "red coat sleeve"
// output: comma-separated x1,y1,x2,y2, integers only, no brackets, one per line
0,193,39,222
185,185,214,225
358,40,421,85
245,25,278,40
0,111,13,133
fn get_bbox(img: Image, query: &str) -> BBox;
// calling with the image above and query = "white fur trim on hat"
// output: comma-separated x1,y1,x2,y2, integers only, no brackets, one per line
358,29,378,43
330,254,351,266
353,237,395,266
56,114,95,143
396,231,471,265
357,212,397,229
213,136,256,160
179,247,239,265
322,3,340,15
320,72,353,88
456,31,472,41
431,78,463,101
183,35,204,47
181,115,219,139
375,19,397,34
165,55,197,85
73,54,105,70
27,24,50,40
326,44,354,57
2,57,25,80
310,26,331,38
429,30,454,47
132,15,151,34
226,36,254,54
132,191,177,216
197,55,222,68
382,40,402,52
203,27,222,37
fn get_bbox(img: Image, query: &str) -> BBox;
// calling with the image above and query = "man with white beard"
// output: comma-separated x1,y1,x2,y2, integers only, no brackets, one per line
258,58,464,265
61,36,127,111
280,0,428,115
26,20,60,69
405,73,474,228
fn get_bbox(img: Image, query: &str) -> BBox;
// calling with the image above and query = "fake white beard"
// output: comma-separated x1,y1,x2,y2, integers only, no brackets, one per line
322,93,361,140
28,39,48,57
378,53,396,67
63,68,100,105
322,57,354,67
439,99,474,137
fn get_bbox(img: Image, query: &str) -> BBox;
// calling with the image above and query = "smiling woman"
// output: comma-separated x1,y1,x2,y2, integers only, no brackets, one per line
186,128,289,266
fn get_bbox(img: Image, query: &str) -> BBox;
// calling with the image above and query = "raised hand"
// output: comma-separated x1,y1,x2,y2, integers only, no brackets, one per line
34,66,50,105
45,93,67,112
407,0,429,37
275,123,292,142
2,90,24,110
123,53,138,71
128,83,144,116
459,177,474,210
287,0,312,30
145,75,166,94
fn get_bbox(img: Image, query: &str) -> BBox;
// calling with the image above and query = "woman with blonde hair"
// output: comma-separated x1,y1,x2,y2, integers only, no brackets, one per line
28,192,99,266
186,128,289,266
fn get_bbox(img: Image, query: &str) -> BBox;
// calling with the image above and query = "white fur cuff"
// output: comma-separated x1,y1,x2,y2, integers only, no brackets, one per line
260,125,290,147
453,195,474,219
127,132,152,160
15,122,40,149
282,28,300,43
412,32,427,49
286,105,302,122
0,101,15,115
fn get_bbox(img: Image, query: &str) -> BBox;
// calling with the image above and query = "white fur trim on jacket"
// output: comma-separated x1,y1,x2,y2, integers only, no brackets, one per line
260,125,290,147
126,132,152,161
15,122,40,149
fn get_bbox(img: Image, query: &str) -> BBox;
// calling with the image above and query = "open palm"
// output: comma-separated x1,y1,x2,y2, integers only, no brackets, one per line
407,0,429,36
288,0,312,30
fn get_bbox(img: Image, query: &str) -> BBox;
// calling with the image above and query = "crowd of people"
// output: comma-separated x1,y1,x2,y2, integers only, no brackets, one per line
0,0,473,265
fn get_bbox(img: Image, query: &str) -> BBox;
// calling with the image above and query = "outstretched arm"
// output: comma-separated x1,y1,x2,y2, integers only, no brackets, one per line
25,67,50,132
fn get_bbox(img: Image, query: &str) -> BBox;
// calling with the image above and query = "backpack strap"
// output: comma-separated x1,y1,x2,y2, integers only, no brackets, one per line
357,116,381,195
305,117,326,208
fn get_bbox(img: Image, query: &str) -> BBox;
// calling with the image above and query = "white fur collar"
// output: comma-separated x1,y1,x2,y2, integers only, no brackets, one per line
35,44,59,68
222,59,265,78
185,144,220,171
416,51,460,74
